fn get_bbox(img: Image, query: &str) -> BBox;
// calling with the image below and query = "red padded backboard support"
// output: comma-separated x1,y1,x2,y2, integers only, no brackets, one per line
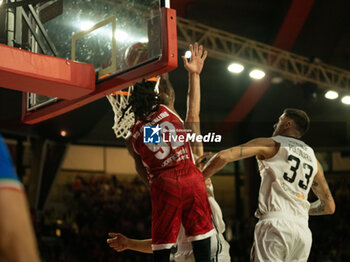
22,7,178,124
0,44,95,99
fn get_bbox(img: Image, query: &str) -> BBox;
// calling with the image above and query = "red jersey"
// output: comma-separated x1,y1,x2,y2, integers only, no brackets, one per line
131,104,195,180
131,105,215,248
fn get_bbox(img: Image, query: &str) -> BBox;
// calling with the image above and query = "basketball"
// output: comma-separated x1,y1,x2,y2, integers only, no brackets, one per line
124,42,149,67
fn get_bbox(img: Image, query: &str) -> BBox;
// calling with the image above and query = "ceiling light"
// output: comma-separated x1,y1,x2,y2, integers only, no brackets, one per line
324,90,338,100
249,69,265,80
184,50,191,59
341,96,350,105
228,63,244,73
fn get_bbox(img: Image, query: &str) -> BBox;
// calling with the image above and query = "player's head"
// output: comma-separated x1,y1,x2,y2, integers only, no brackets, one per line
272,108,310,138
126,79,160,122
158,73,175,107
119,75,174,123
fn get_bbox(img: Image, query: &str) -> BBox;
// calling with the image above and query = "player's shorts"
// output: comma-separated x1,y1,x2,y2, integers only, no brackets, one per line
250,211,312,262
174,252,195,262
212,232,231,262
151,162,215,250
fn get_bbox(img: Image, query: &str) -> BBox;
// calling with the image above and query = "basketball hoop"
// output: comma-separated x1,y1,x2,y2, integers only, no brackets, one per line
106,85,134,139
106,77,160,139
105,41,148,139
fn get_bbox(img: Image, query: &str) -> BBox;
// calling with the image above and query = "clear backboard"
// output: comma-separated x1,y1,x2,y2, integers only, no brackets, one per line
18,0,177,123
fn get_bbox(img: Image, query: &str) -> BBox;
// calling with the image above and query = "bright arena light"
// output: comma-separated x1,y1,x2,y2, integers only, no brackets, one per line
60,130,67,137
341,96,350,105
80,21,94,31
114,30,128,42
325,90,339,100
184,50,192,59
228,63,244,73
249,69,265,80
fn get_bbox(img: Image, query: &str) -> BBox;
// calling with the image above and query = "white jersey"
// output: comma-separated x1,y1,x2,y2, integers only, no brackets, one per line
256,136,318,221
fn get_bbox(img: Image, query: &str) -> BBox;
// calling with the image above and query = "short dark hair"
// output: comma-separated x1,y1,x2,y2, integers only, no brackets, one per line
283,108,310,137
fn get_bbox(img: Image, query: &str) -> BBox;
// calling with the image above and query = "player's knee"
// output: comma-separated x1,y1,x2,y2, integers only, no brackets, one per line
191,237,211,262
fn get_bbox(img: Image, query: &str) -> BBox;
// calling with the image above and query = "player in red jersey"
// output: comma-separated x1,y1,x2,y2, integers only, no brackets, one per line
125,43,215,262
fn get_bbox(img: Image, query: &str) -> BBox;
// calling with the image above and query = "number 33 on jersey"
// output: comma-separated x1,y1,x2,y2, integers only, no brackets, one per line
256,136,318,219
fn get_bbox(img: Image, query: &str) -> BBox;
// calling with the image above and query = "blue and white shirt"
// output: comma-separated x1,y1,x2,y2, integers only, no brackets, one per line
0,135,23,190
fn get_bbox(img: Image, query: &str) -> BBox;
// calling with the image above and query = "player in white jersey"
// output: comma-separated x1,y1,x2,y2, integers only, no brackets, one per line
202,108,335,262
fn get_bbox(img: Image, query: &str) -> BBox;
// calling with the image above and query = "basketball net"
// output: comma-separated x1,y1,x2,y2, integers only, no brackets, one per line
106,85,134,139
106,77,160,139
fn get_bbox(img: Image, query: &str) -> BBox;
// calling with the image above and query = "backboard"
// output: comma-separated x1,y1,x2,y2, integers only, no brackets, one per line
16,0,177,124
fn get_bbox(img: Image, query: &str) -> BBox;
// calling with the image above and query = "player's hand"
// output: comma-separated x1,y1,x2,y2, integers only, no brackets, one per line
196,152,213,171
107,233,129,252
182,42,208,75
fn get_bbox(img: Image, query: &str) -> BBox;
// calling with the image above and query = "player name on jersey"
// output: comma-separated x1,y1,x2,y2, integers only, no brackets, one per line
288,141,313,163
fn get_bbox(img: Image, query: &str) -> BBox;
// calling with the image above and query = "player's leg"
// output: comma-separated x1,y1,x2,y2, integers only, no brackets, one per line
251,219,289,262
217,233,231,261
286,223,312,262
151,174,182,262
174,224,196,262
181,166,215,262
191,237,211,262
209,230,219,261
153,249,171,262
207,227,225,261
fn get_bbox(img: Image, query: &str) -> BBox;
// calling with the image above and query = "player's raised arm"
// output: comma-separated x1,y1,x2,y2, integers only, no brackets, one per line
309,160,335,215
107,233,153,254
183,42,208,158
202,138,279,178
